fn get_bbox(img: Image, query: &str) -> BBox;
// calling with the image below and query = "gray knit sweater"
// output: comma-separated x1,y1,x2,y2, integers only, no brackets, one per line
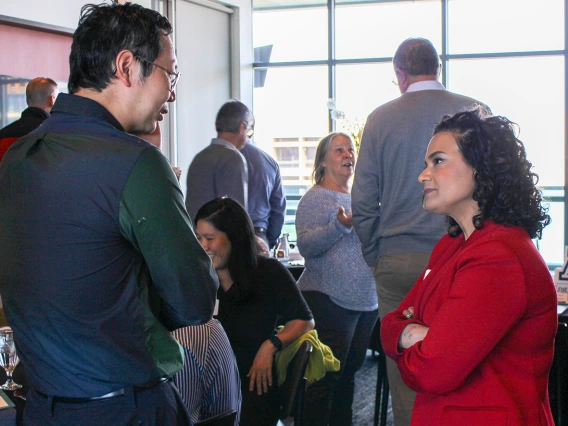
295,185,378,312
352,89,482,267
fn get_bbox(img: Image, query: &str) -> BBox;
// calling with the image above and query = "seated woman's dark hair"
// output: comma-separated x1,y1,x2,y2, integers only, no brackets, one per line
434,106,550,239
195,197,258,300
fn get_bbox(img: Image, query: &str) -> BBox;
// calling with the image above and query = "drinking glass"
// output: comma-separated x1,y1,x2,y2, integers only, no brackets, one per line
0,327,22,390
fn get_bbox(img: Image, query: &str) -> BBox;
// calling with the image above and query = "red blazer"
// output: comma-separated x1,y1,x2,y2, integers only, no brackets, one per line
382,221,557,426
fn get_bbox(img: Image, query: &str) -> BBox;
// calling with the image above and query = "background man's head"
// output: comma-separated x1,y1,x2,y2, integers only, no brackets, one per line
68,1,173,95
215,100,254,149
393,38,441,94
26,77,58,113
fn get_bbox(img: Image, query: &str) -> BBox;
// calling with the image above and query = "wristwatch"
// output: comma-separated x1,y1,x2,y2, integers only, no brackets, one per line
269,334,283,351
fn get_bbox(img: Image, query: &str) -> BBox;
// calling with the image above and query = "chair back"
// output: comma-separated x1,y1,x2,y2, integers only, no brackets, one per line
549,321,568,426
194,410,237,426
279,340,313,424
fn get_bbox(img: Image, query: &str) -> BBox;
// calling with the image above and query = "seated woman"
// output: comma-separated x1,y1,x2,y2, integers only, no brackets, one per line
381,107,557,425
195,197,315,426
295,132,378,426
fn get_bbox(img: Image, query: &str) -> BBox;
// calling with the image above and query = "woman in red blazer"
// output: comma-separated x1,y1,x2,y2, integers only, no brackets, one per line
381,106,557,426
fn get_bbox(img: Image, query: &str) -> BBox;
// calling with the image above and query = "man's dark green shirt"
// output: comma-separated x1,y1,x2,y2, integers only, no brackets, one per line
0,93,218,397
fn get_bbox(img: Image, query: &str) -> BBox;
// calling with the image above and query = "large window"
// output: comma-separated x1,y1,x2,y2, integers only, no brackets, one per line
253,0,566,266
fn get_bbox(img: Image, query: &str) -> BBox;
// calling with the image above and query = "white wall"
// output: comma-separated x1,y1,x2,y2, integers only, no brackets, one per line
0,0,252,104
221,0,253,107
0,0,85,29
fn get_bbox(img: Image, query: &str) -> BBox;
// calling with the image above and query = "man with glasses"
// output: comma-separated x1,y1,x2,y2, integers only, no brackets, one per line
185,99,252,222
0,2,217,425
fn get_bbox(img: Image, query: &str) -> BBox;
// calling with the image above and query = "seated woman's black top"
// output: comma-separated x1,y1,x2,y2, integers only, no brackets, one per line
217,256,313,377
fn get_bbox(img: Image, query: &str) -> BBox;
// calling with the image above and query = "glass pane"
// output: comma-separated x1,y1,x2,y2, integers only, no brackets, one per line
447,56,564,188
539,201,564,266
0,76,27,128
253,66,328,225
448,0,564,54
253,7,328,62
274,147,300,167
336,1,441,60
253,0,327,10
335,63,401,150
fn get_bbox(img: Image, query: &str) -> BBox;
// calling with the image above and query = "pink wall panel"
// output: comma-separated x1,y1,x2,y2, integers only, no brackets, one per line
0,24,72,83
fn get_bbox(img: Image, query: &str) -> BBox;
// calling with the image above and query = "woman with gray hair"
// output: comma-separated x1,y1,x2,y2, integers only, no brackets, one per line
295,132,379,426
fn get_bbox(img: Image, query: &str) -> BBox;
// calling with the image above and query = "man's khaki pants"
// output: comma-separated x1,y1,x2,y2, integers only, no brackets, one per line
374,252,431,426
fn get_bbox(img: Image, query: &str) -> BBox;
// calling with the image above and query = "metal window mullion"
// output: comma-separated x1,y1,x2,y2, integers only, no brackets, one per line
441,0,448,87
564,0,568,249
328,0,336,132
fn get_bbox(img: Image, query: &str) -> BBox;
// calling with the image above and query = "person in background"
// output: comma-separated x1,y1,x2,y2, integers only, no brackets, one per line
0,77,58,161
352,37,484,425
296,132,378,426
185,100,251,221
381,107,556,425
241,139,286,249
0,2,218,425
195,197,314,426
172,319,241,425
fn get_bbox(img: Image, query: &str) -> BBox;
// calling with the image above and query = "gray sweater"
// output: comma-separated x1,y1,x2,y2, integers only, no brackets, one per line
295,185,378,312
352,88,481,267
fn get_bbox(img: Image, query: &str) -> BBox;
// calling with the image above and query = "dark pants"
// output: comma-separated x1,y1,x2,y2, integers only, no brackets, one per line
302,291,379,426
239,376,279,426
23,380,191,426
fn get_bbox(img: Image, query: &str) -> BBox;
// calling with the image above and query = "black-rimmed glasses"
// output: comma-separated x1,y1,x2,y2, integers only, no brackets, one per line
136,56,180,92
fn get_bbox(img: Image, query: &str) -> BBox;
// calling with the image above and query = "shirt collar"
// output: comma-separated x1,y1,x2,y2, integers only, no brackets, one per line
405,80,445,93
50,93,124,131
22,107,50,120
211,137,240,151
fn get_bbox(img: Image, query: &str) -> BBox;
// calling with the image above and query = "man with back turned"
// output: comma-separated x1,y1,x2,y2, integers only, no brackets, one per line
352,37,484,426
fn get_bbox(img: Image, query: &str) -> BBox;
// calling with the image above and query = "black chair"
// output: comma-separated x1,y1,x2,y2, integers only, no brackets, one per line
279,340,313,426
194,410,237,426
549,321,568,426
373,317,390,426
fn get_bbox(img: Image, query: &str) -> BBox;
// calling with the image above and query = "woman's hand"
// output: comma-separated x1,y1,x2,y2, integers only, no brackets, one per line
247,340,277,395
399,322,429,350
337,206,353,228
402,306,415,320
172,166,182,181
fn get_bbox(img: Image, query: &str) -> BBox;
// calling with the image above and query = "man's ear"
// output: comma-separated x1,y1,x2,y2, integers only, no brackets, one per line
395,67,406,87
114,50,137,88
48,93,57,108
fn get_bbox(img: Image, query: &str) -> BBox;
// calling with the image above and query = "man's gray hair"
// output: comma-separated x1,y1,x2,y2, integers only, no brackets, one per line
215,100,254,134
393,38,440,76
26,77,58,107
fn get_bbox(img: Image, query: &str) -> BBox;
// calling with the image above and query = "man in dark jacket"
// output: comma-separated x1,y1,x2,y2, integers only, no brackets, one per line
0,77,58,161
0,2,218,425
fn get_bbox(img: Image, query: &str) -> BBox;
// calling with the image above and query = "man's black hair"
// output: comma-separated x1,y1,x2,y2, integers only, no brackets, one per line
68,1,172,94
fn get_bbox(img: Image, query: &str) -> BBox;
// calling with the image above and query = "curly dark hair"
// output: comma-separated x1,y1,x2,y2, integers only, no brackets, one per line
433,106,550,239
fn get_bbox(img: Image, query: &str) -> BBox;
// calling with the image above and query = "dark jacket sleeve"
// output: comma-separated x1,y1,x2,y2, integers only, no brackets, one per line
119,147,219,329
267,165,286,247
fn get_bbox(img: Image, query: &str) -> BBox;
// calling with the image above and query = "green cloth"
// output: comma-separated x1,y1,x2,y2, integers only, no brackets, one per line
274,328,340,386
